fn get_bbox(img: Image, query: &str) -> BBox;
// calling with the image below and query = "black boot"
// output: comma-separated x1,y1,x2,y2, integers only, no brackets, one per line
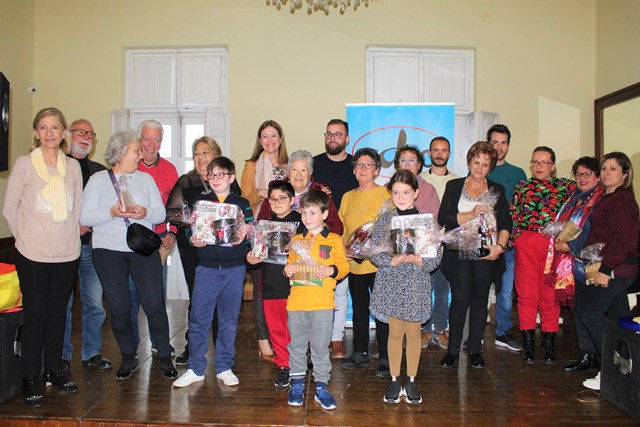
23,376,43,407
175,345,189,365
159,356,178,379
564,354,599,372
521,329,535,364
116,354,138,380
43,368,78,393
542,332,556,365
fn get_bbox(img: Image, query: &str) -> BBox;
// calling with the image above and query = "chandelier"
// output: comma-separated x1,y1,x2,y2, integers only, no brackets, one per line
266,0,377,15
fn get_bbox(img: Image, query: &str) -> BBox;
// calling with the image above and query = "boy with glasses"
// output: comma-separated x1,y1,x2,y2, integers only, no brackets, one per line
247,180,303,388
173,157,253,388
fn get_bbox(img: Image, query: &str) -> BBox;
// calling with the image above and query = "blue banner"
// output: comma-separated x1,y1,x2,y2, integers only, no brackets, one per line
346,103,455,184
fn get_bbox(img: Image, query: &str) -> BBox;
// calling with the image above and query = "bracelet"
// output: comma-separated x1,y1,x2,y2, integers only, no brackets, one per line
497,243,506,251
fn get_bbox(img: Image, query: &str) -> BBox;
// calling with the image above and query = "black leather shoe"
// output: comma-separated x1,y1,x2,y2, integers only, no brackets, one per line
159,356,178,379
83,354,113,370
175,350,189,365
116,355,138,380
375,359,391,378
469,353,485,369
23,376,43,407
564,354,599,372
440,353,458,368
342,351,370,368
43,369,78,393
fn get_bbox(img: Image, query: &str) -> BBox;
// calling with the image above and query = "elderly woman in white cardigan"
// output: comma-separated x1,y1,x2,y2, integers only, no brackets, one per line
81,130,176,382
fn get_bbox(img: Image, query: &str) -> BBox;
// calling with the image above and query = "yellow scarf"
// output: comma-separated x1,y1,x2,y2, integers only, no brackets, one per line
30,147,69,223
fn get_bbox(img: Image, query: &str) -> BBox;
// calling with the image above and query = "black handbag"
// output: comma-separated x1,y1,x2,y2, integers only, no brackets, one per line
126,222,162,256
108,170,161,256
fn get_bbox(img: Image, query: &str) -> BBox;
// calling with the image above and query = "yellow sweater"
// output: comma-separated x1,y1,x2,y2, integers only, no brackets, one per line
338,185,390,275
286,228,349,312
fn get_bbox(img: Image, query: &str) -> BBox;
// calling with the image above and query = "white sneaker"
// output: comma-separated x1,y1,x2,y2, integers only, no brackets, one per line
173,369,205,388
583,371,601,390
216,369,239,386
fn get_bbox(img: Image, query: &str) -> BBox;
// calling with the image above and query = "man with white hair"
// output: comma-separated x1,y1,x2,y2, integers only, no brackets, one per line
130,120,179,353
61,119,111,370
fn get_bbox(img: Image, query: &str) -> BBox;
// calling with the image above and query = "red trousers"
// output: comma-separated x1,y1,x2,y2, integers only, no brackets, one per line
263,298,290,368
514,230,560,332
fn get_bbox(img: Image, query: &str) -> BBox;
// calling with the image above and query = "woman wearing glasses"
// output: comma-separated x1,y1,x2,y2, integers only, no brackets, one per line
337,148,392,375
165,136,231,365
551,157,604,371
255,150,343,360
510,146,575,364
393,145,440,216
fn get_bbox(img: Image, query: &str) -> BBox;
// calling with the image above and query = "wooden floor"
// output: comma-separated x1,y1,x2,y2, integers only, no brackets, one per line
0,300,637,427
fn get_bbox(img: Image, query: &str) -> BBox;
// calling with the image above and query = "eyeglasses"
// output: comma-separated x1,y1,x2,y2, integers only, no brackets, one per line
398,158,419,165
207,172,232,179
530,160,554,167
268,196,291,204
574,171,594,179
354,162,375,169
70,129,96,140
324,131,343,140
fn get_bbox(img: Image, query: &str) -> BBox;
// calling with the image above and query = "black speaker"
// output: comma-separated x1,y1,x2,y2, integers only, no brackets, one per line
0,72,9,172
0,310,22,403
601,316,640,423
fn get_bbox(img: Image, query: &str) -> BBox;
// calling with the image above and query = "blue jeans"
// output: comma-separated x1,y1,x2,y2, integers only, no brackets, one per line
425,267,450,333
495,249,515,336
188,264,246,376
130,262,167,349
62,244,106,361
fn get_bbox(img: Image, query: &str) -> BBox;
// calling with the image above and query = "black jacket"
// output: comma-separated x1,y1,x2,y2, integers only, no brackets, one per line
438,177,511,292
261,210,304,300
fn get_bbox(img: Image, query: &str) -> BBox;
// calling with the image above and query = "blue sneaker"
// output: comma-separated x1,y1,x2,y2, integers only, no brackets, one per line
314,385,337,410
288,381,304,406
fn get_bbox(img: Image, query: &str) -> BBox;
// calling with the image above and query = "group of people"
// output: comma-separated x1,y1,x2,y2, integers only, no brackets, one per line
3,110,638,409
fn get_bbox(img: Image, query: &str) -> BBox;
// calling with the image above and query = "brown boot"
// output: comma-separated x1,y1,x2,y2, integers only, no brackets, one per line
330,341,346,358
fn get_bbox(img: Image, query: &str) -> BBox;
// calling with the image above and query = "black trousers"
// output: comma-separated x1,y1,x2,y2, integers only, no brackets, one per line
348,272,389,360
576,274,634,357
15,251,79,378
93,249,172,357
250,267,269,341
447,259,494,355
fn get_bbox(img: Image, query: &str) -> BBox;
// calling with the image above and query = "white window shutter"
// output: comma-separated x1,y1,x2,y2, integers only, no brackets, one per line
204,108,231,158
110,109,132,134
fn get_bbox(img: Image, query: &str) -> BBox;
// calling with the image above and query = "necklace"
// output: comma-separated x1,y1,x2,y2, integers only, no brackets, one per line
464,178,487,199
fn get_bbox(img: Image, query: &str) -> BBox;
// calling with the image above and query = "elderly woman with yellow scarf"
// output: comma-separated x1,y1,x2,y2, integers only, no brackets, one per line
3,107,83,407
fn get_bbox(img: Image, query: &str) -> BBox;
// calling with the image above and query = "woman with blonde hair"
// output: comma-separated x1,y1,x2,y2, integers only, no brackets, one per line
3,107,83,406
166,136,230,364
